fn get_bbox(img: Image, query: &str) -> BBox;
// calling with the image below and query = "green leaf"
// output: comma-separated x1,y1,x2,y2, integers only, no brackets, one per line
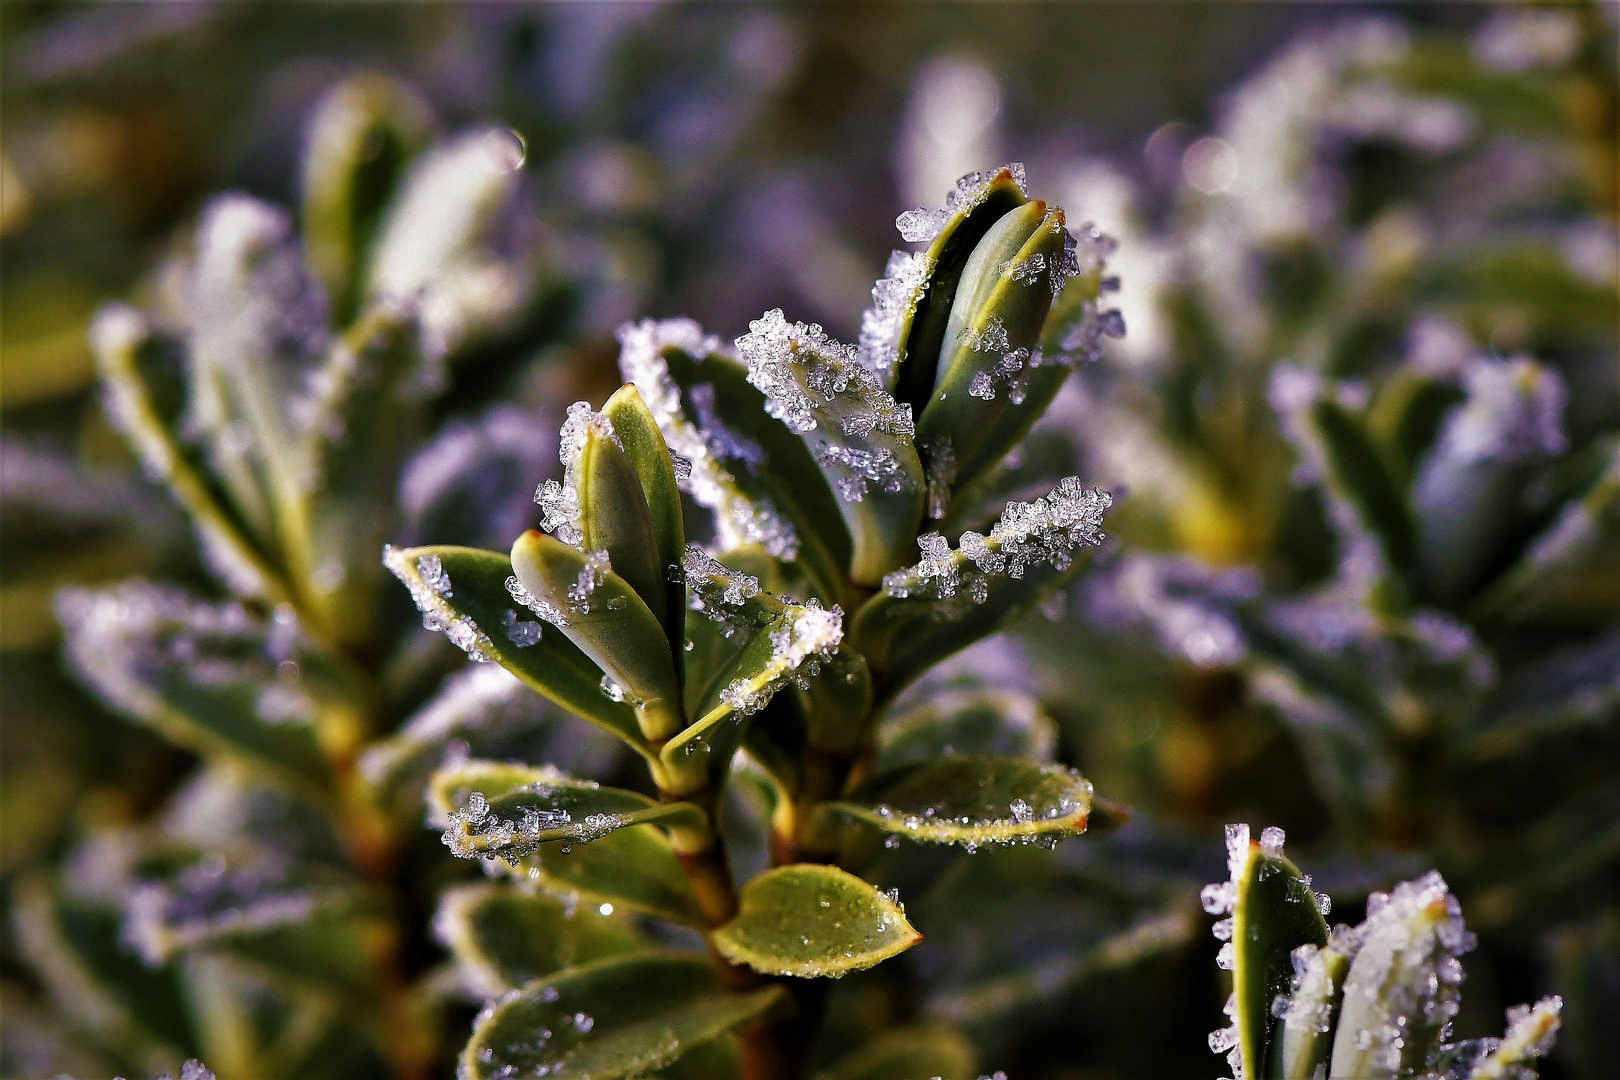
891,168,1030,412
617,319,845,603
429,764,707,927
1270,933,1355,1080
11,874,194,1077
1462,997,1562,1080
1312,396,1415,573
303,305,429,647
823,755,1092,849
712,864,922,978
852,482,1106,703
876,688,1058,770
1329,872,1471,1080
813,1024,978,1080
90,307,290,605
300,73,431,323
435,882,646,995
383,544,650,755
646,1035,741,1080
1225,830,1329,1080
54,583,341,805
603,383,688,656
429,760,710,859
578,412,669,630
917,201,1070,512
460,951,785,1080
1367,371,1466,486
656,343,850,604
510,530,685,741
662,550,844,795
737,310,926,586
780,645,873,757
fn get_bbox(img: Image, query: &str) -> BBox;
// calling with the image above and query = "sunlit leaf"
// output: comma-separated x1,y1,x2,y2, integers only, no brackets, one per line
713,864,921,978
435,882,646,996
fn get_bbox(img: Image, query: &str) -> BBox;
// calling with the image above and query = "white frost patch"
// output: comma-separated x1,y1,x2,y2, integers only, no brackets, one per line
383,545,495,662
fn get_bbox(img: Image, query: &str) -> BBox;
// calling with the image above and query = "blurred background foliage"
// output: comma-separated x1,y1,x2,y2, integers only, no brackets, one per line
1,2,1615,1078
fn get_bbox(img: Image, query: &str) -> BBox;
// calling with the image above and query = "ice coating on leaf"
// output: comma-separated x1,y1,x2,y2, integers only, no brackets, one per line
1428,356,1567,467
506,574,569,628
567,549,614,615
616,317,800,559
736,309,917,502
856,249,932,382
893,162,1029,244
383,544,496,661
1082,553,1258,667
440,785,577,864
881,477,1111,601
54,582,322,730
1332,870,1475,1077
367,126,529,362
681,546,762,638
1466,997,1562,1079
718,597,844,718
534,401,620,549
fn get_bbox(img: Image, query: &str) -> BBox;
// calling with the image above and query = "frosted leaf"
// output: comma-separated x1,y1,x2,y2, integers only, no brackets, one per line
617,318,799,559
536,402,620,549
1467,997,1561,1078
567,549,612,614
55,582,327,733
367,127,530,363
921,436,956,519
881,477,1111,601
1428,356,1567,467
383,545,496,661
736,309,917,502
857,249,932,380
688,383,765,470
417,553,452,596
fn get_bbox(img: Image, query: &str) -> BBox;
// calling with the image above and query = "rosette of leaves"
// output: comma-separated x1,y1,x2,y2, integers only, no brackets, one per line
1202,824,1561,1080
27,73,551,1080
388,163,1126,1077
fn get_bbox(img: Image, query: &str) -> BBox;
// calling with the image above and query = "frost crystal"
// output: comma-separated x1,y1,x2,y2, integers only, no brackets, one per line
881,477,1111,603
892,162,1028,245
736,309,917,502
535,402,620,548
617,318,799,559
501,608,542,647
1431,356,1567,466
856,249,932,381
568,549,613,614
506,574,569,627
383,545,495,661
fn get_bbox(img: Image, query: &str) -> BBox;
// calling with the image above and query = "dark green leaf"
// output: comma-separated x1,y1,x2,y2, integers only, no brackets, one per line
460,951,785,1080
824,755,1091,849
578,415,668,630
1312,397,1415,572
713,864,922,978
435,882,646,995
603,383,689,657
383,544,650,756
876,689,1058,770
510,530,684,741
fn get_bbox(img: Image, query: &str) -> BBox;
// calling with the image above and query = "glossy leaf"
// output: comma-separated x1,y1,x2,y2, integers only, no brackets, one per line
429,759,710,859
603,383,689,655
662,549,843,795
825,755,1091,848
577,414,668,628
876,688,1058,770
813,1025,977,1080
460,952,785,1080
656,343,849,603
917,201,1070,510
300,73,431,322
891,167,1029,412
383,544,649,755
435,883,645,995
510,530,684,741
713,864,921,978
737,309,925,585
1228,833,1329,1080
